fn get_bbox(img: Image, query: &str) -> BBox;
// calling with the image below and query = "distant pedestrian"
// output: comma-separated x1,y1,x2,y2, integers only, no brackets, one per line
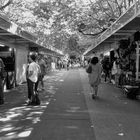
36,54,47,91
0,58,5,105
101,56,111,82
87,57,102,99
26,54,40,105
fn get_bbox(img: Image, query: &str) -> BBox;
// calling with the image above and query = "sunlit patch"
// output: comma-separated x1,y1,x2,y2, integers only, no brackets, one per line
3,90,11,93
1,126,14,132
6,132,16,136
9,107,26,111
0,117,11,122
118,133,124,136
65,126,78,129
39,105,47,108
91,125,94,128
29,112,43,115
0,112,22,122
23,108,32,111
33,117,40,124
70,107,80,110
45,102,50,105
26,117,33,120
59,79,64,82
18,130,32,137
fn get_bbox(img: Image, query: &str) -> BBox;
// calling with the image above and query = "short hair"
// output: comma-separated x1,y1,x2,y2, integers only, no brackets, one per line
30,54,37,61
90,57,99,65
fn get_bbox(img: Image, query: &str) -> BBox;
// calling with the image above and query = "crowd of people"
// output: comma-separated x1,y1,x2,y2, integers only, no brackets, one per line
1,53,135,105
56,59,82,70
0,53,47,106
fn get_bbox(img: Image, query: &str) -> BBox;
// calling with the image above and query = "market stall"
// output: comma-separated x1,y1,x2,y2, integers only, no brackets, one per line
84,0,140,99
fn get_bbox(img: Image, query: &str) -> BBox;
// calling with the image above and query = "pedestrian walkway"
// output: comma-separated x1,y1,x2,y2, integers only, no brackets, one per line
0,68,140,140
27,69,95,140
80,69,140,140
0,69,95,140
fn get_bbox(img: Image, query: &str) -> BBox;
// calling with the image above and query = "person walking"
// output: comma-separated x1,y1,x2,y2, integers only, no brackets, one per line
101,56,111,82
0,58,5,105
87,57,102,99
26,53,40,105
37,54,46,91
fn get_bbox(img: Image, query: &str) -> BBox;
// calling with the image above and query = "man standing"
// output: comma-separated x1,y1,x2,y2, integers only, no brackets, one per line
0,58,5,105
26,54,40,105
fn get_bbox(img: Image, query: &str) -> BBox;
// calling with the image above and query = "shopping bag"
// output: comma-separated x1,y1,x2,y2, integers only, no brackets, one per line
31,92,40,105
86,65,92,73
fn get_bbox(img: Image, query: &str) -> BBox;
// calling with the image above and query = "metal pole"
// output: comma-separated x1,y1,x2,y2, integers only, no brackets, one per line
135,41,139,81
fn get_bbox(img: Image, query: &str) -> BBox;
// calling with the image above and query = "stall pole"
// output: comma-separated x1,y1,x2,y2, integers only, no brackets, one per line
135,41,140,81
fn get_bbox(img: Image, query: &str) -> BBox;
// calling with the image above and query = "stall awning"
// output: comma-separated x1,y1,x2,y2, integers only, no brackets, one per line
0,13,63,57
84,0,140,56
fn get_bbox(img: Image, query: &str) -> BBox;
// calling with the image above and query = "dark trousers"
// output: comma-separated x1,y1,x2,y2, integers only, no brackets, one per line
27,78,35,100
35,80,39,92
35,75,44,91
0,78,4,104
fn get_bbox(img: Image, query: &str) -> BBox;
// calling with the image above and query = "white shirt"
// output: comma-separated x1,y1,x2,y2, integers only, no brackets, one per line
28,62,40,83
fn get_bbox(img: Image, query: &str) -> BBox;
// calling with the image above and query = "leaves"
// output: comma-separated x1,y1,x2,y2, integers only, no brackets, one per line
0,0,131,55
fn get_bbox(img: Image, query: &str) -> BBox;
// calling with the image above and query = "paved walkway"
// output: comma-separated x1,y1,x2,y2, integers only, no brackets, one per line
0,68,140,140
80,69,140,140
27,69,95,140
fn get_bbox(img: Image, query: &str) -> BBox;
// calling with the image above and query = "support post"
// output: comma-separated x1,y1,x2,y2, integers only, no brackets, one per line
136,41,140,81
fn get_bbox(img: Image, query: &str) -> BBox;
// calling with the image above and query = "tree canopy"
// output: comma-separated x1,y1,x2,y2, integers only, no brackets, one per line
0,0,132,56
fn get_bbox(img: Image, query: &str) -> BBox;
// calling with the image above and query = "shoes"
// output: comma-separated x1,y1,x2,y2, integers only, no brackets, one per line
0,100,4,105
25,99,31,104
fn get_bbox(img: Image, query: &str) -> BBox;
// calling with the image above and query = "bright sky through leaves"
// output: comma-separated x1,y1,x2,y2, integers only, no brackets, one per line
2,0,132,56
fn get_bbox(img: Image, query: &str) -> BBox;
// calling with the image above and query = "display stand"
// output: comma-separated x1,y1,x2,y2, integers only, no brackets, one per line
122,41,140,99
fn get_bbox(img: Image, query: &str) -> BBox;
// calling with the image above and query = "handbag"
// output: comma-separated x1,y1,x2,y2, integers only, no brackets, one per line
86,65,92,73
31,92,40,105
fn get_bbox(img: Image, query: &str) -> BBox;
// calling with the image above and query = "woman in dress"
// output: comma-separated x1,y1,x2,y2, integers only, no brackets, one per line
88,57,102,99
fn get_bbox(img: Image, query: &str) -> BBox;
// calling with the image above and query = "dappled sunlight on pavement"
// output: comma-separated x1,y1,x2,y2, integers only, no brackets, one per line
0,71,66,140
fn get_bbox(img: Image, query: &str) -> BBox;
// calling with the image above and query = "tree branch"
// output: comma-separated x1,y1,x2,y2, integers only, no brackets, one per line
105,0,115,17
78,28,107,37
114,0,122,17
0,0,13,10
